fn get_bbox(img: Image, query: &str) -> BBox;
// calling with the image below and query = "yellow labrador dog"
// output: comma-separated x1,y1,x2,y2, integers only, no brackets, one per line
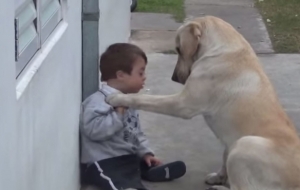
107,16,300,190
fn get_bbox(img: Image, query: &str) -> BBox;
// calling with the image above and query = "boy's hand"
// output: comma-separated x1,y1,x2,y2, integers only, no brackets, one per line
143,154,162,167
115,107,126,115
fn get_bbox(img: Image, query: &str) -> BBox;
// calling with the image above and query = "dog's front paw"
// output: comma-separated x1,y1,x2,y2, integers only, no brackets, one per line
205,172,227,185
106,93,125,107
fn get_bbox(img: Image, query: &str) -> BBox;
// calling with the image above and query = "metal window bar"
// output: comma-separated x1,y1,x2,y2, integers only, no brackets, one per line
35,0,42,48
41,0,62,43
15,0,63,77
15,0,40,77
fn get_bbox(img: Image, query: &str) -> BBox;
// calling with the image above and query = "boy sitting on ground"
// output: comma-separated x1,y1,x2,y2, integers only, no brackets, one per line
80,43,186,190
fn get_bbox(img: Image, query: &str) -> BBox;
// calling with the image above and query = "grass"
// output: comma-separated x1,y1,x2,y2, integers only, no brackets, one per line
136,0,185,22
255,0,300,53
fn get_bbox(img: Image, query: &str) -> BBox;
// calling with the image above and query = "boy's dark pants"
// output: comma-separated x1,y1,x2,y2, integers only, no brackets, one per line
81,155,151,190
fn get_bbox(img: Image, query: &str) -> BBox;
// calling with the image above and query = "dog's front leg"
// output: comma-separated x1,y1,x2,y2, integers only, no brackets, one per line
106,93,201,119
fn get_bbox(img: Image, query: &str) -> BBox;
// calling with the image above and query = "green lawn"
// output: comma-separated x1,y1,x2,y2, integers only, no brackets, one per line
256,0,300,53
136,0,185,22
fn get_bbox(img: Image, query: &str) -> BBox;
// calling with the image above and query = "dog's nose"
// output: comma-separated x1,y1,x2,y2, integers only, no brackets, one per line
171,71,179,83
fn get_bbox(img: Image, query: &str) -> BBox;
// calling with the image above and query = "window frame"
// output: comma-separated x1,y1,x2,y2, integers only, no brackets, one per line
14,0,63,78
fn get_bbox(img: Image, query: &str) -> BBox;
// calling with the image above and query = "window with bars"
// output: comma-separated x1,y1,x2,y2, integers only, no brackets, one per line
15,0,63,77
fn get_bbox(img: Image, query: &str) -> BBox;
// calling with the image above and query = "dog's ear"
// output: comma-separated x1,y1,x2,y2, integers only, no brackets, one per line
190,22,201,40
179,22,201,60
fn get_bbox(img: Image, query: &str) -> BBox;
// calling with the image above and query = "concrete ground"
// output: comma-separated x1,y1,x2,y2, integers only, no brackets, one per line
130,13,180,54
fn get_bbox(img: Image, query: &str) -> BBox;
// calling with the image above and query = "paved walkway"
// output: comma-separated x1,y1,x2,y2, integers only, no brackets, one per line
130,12,180,54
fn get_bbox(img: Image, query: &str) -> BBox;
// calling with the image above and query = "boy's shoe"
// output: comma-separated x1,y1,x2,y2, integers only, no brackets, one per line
142,161,186,182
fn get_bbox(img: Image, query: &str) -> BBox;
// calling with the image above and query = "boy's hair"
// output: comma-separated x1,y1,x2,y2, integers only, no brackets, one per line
100,43,147,81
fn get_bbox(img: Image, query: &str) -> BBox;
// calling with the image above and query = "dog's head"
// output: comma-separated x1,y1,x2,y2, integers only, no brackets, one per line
171,21,203,84
172,16,248,84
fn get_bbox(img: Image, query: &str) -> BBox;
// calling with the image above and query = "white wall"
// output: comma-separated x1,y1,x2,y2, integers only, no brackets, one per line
0,0,18,189
0,0,82,190
99,0,131,56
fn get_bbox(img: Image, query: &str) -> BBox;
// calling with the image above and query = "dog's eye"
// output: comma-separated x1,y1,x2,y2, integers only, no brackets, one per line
176,47,181,54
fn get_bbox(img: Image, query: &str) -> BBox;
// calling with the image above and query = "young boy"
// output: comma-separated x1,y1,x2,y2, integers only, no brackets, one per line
80,43,186,190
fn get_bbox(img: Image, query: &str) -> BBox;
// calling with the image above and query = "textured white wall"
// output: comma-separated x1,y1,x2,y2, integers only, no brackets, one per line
0,0,18,189
0,0,82,189
99,0,131,56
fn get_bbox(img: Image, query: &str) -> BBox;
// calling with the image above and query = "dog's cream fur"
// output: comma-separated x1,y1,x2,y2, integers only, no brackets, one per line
107,16,300,190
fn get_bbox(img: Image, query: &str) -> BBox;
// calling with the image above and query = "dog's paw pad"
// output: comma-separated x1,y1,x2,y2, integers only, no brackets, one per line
205,173,226,185
105,93,122,106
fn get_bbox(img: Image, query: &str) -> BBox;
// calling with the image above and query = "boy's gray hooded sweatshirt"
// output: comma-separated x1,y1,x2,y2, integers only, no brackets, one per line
80,83,154,164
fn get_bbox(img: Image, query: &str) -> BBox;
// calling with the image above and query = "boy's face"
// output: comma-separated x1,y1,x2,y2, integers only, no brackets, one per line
120,56,146,94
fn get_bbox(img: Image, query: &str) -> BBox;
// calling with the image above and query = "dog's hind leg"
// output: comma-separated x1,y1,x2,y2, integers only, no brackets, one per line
205,148,228,185
225,136,285,190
